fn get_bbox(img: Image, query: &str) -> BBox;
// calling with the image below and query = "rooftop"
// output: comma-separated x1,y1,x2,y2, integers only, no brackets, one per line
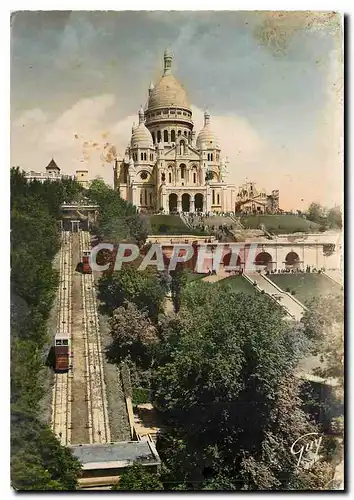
70,441,160,471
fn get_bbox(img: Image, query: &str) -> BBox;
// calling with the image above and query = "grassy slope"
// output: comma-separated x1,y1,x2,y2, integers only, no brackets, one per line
217,275,257,295
269,273,343,304
240,215,321,234
147,215,208,236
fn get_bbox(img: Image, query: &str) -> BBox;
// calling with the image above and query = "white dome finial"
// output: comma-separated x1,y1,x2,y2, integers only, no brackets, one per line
163,49,173,75
138,106,144,124
204,109,210,125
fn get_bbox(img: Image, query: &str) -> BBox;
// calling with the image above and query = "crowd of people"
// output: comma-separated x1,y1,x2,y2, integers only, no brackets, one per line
264,266,326,275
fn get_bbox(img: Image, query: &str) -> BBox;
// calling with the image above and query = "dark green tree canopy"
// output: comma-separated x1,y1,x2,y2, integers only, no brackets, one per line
152,285,333,490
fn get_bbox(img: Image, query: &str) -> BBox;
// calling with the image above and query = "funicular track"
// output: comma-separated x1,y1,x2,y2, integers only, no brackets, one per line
79,230,111,444
51,231,73,446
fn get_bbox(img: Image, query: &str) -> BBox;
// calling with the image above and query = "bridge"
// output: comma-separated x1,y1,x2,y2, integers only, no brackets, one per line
60,203,99,231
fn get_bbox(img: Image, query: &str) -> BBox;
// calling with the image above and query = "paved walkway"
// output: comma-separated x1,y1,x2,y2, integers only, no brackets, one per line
202,269,229,283
244,273,306,322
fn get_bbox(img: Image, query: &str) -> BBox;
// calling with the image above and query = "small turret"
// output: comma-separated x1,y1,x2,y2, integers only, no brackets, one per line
148,82,154,96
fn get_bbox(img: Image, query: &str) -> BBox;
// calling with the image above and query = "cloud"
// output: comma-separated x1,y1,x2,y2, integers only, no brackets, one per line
11,94,118,179
11,96,342,210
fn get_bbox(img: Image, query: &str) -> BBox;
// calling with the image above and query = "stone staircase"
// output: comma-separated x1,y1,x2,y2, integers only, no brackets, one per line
179,212,194,230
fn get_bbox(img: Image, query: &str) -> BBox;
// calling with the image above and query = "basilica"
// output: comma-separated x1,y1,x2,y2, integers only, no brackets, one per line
114,50,279,215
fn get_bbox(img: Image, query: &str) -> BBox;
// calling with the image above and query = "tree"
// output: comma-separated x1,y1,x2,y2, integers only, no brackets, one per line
97,266,166,321
306,202,326,225
170,264,188,313
11,169,81,489
87,179,148,245
111,463,163,491
327,206,342,229
301,294,344,384
108,301,159,366
11,407,81,491
152,286,335,490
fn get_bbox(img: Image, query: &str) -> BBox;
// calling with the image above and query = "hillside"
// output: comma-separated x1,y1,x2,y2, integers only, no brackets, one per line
240,215,321,234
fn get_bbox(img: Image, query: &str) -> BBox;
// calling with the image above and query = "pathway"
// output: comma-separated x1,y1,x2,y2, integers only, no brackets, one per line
244,272,307,322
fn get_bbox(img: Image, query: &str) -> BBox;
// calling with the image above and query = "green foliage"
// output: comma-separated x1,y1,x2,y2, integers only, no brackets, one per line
111,463,163,491
306,202,342,230
170,264,188,313
11,407,81,491
87,179,148,245
269,274,343,305
152,288,334,490
11,168,81,490
107,301,159,367
132,387,151,406
327,206,342,229
98,265,166,320
148,214,208,236
240,214,320,234
301,295,344,384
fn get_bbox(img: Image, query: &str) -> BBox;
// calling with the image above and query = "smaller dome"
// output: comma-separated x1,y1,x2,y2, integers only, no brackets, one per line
130,108,153,148
196,111,220,150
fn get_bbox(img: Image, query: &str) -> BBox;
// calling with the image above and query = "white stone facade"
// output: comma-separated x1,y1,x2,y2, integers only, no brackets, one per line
114,51,237,214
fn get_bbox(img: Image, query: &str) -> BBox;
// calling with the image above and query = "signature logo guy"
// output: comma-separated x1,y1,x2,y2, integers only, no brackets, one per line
290,432,323,467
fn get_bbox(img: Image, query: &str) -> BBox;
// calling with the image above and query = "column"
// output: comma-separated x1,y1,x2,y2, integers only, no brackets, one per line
190,198,195,213
177,196,182,213
205,188,212,213
132,186,139,207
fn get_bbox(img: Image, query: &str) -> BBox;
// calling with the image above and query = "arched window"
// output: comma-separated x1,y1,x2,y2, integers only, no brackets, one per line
169,172,172,183
141,152,144,161
184,130,187,136
193,172,196,183
178,130,181,136
171,130,176,142
140,191,143,204
211,153,214,161
164,130,168,143
152,131,155,143
207,153,210,161
144,189,147,205
157,130,161,143
180,164,186,179
161,173,165,182
217,194,220,205
212,189,215,205
144,153,147,161
149,193,152,205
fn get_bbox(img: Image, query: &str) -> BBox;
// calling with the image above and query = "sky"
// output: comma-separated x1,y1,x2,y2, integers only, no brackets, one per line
10,11,343,210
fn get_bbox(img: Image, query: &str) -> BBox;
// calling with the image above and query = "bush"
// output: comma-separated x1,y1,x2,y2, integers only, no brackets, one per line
291,290,296,296
286,287,291,293
158,224,168,233
120,362,132,398
132,387,151,406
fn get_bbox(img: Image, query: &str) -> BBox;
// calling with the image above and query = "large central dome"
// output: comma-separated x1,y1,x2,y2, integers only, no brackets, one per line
147,50,191,112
